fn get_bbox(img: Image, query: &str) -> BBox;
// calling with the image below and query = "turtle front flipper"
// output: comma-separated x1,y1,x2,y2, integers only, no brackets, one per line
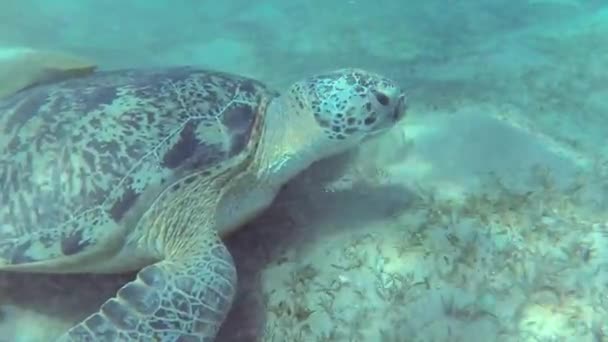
0,47,96,98
58,237,237,342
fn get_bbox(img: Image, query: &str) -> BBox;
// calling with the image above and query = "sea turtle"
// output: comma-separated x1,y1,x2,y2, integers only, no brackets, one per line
0,63,407,341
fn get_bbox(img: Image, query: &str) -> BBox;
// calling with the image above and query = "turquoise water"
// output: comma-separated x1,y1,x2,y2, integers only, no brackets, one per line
1,1,607,341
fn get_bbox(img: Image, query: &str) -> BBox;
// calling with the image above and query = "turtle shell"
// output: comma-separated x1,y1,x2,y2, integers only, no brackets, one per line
0,66,274,266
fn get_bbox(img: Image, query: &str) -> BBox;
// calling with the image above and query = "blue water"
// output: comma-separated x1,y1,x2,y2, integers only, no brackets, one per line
1,1,607,341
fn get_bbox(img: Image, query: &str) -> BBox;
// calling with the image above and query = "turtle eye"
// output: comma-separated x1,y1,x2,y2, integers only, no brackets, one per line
374,91,390,106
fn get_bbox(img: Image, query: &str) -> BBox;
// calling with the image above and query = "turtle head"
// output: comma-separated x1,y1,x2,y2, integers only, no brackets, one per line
261,68,406,182
288,68,406,154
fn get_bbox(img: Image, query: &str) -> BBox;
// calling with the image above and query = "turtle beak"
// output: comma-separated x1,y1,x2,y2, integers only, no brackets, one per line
393,93,407,123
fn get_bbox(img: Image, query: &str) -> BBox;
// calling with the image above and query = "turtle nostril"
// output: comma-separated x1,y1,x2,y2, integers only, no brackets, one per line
374,91,390,106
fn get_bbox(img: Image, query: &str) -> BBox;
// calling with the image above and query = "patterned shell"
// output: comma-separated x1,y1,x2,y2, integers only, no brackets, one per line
0,67,273,264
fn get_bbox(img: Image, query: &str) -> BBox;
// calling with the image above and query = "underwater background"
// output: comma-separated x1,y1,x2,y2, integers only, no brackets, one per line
1,0,607,341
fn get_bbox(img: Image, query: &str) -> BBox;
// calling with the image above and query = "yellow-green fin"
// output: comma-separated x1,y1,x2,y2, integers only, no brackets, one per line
0,47,97,98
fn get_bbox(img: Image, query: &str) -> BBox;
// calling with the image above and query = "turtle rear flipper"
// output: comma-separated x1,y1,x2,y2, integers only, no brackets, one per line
0,47,96,98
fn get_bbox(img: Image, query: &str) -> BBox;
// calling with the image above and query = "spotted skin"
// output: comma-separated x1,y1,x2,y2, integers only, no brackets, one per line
0,67,271,267
289,68,406,141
